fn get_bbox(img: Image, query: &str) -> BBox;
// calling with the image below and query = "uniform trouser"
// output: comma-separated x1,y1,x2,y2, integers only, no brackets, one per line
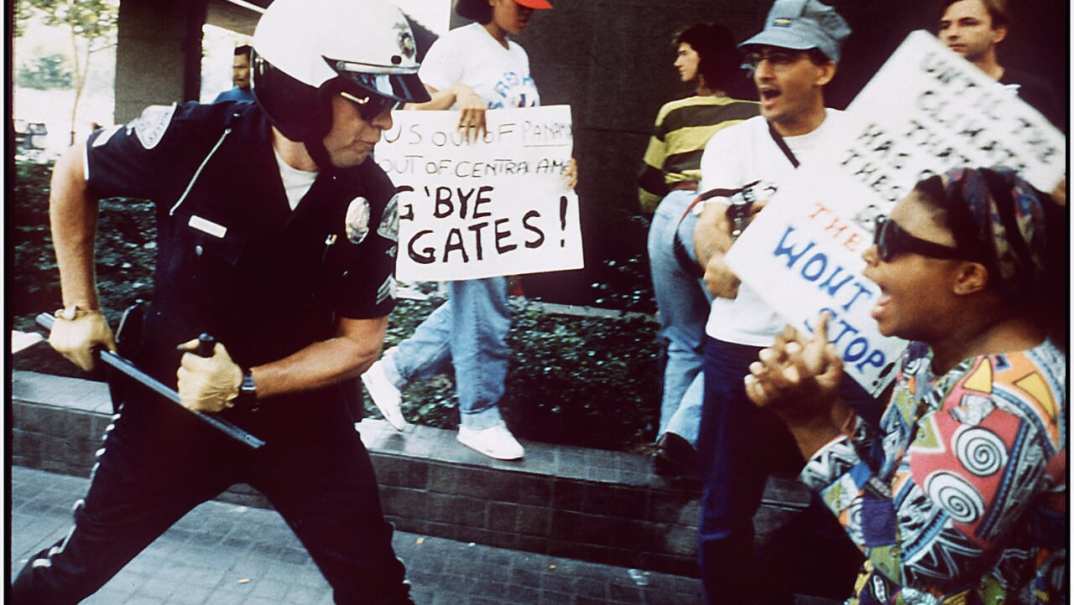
385,277,511,430
647,189,712,448
11,395,411,605
697,336,876,604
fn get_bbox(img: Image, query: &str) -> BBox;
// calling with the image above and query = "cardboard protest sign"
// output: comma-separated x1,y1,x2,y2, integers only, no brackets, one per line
837,30,1065,207
724,30,1066,395
725,169,903,397
375,105,581,281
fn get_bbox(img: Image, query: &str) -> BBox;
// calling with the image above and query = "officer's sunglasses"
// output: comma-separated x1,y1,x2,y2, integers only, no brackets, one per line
873,215,965,262
340,91,401,122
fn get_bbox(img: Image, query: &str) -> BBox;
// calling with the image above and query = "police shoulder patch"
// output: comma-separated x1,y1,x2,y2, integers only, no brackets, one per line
127,103,178,150
377,194,399,243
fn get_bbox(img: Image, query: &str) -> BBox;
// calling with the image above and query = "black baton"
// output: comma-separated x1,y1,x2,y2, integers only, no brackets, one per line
35,313,265,449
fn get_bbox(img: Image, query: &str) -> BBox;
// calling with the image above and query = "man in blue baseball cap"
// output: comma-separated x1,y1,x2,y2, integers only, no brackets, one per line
735,0,849,138
740,0,849,61
691,1,875,603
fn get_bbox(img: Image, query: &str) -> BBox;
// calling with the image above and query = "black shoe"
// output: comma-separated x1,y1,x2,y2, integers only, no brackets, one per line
652,432,698,477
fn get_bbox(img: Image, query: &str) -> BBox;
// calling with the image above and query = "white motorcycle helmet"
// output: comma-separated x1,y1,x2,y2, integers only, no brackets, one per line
251,0,430,163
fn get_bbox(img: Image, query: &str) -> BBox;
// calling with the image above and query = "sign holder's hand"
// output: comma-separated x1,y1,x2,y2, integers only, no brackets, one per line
48,306,117,372
176,337,243,413
564,157,578,190
703,252,741,299
1052,177,1066,207
454,84,487,143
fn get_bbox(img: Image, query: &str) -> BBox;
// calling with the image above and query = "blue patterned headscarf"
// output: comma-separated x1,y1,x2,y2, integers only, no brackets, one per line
939,167,1054,296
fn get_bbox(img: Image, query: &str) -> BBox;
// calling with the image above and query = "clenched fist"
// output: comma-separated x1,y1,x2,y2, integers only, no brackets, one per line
49,307,117,372
176,339,242,413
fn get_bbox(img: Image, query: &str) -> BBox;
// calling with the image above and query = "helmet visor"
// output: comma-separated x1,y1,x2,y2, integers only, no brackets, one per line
328,58,431,105
340,90,400,122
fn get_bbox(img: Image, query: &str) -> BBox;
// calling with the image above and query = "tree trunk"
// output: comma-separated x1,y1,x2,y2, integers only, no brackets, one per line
68,27,88,145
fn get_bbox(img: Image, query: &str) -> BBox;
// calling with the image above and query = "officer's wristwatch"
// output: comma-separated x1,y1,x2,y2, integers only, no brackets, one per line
233,368,259,412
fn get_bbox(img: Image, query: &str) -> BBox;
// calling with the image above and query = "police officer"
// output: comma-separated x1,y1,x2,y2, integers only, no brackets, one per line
12,0,429,603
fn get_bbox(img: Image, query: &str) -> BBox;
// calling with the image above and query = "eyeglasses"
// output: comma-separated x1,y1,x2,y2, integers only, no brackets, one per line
340,91,400,121
873,215,965,262
741,49,805,72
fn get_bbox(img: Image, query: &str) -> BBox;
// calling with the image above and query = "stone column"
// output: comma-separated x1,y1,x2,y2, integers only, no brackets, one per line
114,0,208,122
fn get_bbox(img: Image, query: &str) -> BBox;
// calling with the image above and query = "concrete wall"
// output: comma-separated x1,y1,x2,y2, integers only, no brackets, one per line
206,0,261,37
11,370,824,579
114,0,209,122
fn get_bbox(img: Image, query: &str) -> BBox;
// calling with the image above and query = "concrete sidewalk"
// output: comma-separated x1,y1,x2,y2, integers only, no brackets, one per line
10,466,703,604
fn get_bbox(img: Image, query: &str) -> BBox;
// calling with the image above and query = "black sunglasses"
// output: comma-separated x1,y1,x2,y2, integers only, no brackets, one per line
340,91,400,122
873,215,965,262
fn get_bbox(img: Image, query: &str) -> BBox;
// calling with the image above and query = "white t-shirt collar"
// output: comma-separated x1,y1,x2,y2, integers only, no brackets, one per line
273,149,318,211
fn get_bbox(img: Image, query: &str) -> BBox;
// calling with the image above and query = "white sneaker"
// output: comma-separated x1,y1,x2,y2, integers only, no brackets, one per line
361,361,410,431
457,425,525,460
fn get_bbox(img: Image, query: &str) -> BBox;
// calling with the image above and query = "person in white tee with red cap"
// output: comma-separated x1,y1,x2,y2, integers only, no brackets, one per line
362,0,557,461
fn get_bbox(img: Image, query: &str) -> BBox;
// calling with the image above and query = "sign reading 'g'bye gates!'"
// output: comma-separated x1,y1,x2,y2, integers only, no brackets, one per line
374,105,582,282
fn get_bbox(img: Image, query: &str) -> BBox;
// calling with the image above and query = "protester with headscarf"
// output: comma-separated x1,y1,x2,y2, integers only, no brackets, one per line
744,166,1067,604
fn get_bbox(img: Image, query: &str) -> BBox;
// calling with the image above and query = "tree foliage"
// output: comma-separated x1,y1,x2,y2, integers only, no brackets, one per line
16,0,118,42
15,0,119,143
16,54,73,90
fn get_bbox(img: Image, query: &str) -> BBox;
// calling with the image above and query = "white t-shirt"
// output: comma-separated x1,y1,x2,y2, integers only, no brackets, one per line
418,22,540,109
274,149,317,210
699,110,847,345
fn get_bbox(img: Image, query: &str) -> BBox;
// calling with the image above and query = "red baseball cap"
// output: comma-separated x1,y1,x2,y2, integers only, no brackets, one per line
515,0,553,9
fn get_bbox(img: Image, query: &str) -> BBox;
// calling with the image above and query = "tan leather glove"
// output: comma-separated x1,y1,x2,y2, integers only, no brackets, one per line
48,306,117,372
176,339,242,413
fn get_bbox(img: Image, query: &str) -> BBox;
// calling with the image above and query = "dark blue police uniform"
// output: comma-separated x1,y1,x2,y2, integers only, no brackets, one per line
13,101,412,604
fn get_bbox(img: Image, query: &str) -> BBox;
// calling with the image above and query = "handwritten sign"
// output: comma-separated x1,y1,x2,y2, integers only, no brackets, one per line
724,31,1066,396
726,169,903,396
837,30,1065,206
375,105,582,281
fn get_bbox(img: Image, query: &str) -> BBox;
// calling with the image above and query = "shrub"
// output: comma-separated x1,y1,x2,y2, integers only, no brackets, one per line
365,294,663,451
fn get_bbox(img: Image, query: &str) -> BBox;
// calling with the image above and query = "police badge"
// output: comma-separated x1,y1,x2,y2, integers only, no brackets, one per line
395,22,416,60
345,197,371,244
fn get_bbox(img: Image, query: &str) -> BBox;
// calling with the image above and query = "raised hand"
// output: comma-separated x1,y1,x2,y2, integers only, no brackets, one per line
744,313,844,427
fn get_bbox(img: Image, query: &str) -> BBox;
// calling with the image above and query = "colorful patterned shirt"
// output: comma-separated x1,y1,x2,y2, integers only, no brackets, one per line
801,339,1067,604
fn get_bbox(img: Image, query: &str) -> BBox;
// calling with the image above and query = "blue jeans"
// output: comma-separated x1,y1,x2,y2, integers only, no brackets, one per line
648,189,710,448
384,277,510,430
697,336,879,604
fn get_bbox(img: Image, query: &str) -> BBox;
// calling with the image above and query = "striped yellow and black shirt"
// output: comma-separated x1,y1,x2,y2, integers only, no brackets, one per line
637,95,759,212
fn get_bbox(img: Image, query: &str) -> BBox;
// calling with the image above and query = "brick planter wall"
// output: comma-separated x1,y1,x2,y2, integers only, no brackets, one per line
12,370,812,578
